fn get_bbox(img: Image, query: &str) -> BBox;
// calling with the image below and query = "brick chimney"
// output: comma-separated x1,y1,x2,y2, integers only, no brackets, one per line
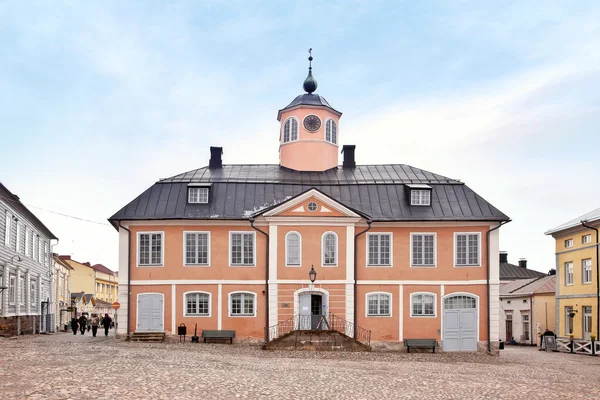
499,251,508,264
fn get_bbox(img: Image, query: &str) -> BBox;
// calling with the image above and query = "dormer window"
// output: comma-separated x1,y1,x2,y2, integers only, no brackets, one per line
411,190,430,206
188,187,209,204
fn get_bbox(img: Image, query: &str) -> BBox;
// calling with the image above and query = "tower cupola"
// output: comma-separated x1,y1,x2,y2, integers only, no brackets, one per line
277,49,343,172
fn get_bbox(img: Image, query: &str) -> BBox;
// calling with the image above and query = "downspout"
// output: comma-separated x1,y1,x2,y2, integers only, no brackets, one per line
249,217,269,343
580,220,599,338
118,222,131,339
354,219,372,338
529,295,533,346
486,219,510,352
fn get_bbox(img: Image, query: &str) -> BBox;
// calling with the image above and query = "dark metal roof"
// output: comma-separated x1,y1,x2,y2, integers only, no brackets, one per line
109,164,509,226
278,94,341,120
0,182,58,240
159,164,462,185
500,263,548,281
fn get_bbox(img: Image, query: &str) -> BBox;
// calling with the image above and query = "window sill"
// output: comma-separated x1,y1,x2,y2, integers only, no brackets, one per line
137,264,164,268
366,314,392,317
454,264,481,268
229,265,256,268
322,265,338,268
410,265,436,268
410,315,437,318
583,282,592,285
229,314,256,318
183,314,211,318
367,264,393,268
285,264,302,268
184,264,210,268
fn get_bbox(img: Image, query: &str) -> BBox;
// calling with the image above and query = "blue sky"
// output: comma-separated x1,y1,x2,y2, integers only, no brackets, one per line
1,1,599,271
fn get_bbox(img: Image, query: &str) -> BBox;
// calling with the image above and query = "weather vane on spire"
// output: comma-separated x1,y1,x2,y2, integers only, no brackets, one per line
303,48,317,94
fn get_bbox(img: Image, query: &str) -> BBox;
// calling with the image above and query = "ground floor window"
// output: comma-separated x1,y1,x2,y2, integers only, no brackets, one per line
522,313,530,341
230,292,255,316
366,293,391,316
185,292,210,316
411,293,435,316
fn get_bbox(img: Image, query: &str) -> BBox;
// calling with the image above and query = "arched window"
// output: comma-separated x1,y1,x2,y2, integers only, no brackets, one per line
443,295,476,310
283,118,298,143
229,292,256,316
411,293,436,317
322,232,337,266
286,232,301,266
185,292,210,316
325,119,337,144
366,293,391,316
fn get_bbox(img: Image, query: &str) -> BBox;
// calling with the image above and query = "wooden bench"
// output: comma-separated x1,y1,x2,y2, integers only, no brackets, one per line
404,339,438,353
202,330,236,344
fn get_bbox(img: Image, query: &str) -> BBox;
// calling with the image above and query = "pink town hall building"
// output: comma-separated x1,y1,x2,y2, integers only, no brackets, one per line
109,54,509,352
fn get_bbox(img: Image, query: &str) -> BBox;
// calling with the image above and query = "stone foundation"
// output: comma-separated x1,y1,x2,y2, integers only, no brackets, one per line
0,316,39,336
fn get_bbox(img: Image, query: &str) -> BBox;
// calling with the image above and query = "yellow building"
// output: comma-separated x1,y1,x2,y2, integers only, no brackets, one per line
59,256,118,304
546,208,599,339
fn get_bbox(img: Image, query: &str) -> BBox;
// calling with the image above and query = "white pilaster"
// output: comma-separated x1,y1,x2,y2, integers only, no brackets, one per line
399,284,404,341
1,264,8,317
15,267,21,316
171,284,176,334
25,270,30,315
345,283,354,324
268,226,278,327
346,226,355,281
117,226,130,335
440,284,445,298
489,228,501,342
217,284,222,330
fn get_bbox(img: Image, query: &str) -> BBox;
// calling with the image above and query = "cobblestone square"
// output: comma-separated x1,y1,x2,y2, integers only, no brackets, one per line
1,333,600,399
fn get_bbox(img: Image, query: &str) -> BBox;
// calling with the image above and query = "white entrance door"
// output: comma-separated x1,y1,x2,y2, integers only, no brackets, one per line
443,295,478,351
137,294,163,332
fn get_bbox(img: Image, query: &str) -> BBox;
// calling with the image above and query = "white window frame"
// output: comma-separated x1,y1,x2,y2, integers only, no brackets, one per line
411,190,431,206
282,117,299,144
15,222,21,253
285,231,302,267
582,259,592,284
366,233,393,267
565,262,574,286
321,231,338,267
8,274,16,305
44,241,49,266
410,233,437,267
582,234,592,245
454,232,481,267
522,312,530,341
4,212,11,247
25,227,30,257
410,292,437,317
19,275,25,306
183,231,211,266
365,292,392,317
38,237,42,263
137,231,164,267
324,118,337,144
188,187,209,204
228,291,257,317
229,231,256,267
183,291,211,317
565,239,573,248
30,279,37,308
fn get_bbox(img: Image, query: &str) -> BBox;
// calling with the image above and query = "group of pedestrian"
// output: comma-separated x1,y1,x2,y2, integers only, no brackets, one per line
71,313,112,337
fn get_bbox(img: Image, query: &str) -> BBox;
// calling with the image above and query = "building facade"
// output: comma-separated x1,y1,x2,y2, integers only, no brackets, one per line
0,182,57,335
499,275,555,345
109,58,509,351
92,264,118,303
546,208,599,340
53,254,73,331
60,256,118,305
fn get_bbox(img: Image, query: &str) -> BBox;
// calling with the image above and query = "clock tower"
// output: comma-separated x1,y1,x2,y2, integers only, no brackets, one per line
277,50,342,172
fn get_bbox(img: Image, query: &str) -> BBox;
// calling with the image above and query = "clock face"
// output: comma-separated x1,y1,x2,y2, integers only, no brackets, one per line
303,115,321,132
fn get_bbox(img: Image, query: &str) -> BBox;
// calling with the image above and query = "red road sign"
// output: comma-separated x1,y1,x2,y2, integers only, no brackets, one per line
112,302,121,310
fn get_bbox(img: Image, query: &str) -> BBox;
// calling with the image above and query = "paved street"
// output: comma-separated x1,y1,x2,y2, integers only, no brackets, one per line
1,333,600,399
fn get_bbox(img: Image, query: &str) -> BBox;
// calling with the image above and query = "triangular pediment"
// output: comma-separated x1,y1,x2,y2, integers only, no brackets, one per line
263,189,361,218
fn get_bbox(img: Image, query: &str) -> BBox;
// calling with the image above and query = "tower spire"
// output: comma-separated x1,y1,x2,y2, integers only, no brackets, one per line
303,48,318,94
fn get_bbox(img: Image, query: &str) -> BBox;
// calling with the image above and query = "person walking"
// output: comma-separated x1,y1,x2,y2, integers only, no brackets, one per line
71,315,79,335
90,314,100,337
101,313,112,337
78,314,87,335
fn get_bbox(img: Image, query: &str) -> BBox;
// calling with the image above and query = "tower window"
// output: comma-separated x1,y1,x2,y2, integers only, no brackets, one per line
283,118,298,143
325,119,337,144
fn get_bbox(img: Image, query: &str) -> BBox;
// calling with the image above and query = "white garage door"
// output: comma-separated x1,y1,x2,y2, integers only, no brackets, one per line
443,295,477,352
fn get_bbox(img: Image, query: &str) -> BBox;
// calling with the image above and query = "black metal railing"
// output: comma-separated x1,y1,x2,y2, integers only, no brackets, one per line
265,314,371,346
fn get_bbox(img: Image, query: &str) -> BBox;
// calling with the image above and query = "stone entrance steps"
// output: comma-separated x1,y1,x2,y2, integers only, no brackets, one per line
130,332,165,342
265,330,371,352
